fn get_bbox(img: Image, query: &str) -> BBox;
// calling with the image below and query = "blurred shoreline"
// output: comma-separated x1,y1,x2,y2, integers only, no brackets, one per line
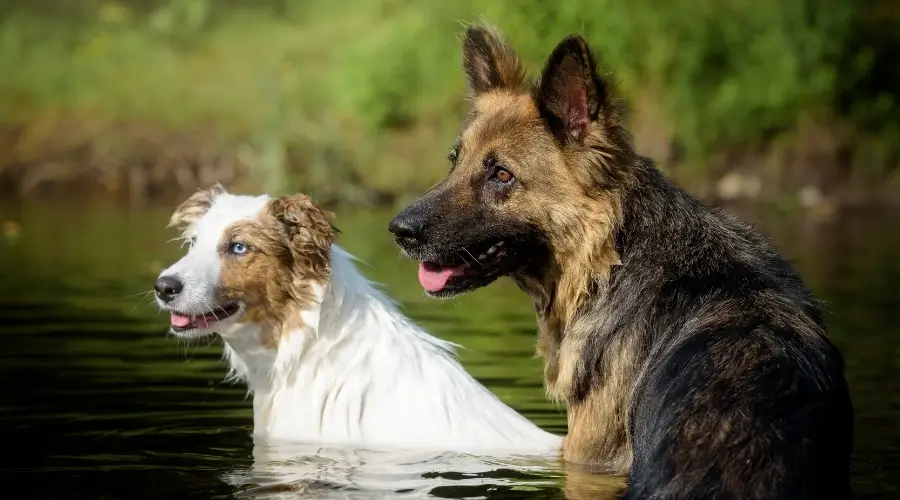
1,119,897,212
1,1,898,210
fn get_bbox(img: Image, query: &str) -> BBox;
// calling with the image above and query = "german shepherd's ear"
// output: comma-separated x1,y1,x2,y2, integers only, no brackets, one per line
536,35,612,144
461,25,524,97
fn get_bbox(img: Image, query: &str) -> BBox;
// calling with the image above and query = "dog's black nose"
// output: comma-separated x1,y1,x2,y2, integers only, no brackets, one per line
154,275,184,303
389,212,425,247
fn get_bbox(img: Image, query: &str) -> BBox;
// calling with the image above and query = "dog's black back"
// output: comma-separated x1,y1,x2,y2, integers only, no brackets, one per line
605,160,854,499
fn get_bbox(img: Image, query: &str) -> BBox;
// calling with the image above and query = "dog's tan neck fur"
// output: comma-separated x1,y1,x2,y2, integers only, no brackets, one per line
515,230,635,473
513,150,628,394
509,130,637,472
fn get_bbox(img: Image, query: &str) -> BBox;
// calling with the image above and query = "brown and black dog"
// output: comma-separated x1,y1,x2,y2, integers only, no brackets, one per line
389,25,853,499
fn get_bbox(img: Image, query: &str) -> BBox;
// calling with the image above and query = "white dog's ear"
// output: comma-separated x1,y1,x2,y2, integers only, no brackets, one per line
169,184,227,233
269,194,334,284
269,194,334,252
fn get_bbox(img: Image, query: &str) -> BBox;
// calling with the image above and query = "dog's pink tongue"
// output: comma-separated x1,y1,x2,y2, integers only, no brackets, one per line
170,313,192,328
418,263,465,292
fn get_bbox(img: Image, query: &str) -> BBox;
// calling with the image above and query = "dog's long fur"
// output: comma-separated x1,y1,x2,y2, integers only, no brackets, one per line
389,25,854,499
154,187,562,456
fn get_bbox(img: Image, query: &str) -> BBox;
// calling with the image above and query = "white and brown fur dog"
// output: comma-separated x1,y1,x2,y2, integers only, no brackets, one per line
153,185,561,457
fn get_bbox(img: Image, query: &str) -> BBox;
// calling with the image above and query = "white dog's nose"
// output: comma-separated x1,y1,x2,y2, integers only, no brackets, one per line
154,275,184,303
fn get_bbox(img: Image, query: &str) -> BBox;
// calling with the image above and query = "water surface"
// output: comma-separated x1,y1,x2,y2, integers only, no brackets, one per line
0,198,897,499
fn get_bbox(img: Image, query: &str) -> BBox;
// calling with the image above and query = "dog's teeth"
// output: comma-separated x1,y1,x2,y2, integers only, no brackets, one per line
496,241,505,247
478,254,486,260
487,246,496,255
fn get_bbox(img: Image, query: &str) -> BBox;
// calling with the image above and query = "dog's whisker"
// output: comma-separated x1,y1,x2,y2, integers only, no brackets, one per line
130,295,149,312
128,290,155,305
204,304,221,322
131,291,162,313
460,247,484,268
455,250,472,267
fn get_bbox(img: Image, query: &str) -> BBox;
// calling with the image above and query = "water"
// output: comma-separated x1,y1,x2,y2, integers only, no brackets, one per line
0,198,897,499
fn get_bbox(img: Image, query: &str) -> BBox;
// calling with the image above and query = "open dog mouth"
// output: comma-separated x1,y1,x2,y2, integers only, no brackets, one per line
418,240,509,295
169,303,241,333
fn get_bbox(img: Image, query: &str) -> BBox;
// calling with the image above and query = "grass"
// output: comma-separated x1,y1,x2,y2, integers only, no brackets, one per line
0,0,898,205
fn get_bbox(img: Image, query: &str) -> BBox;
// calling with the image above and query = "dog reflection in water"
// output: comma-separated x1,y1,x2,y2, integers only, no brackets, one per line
153,186,565,495
224,442,627,499
224,442,577,499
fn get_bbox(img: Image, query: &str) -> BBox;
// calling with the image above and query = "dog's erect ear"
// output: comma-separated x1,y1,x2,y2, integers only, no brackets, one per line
462,25,524,97
269,194,334,254
169,183,226,232
536,35,612,144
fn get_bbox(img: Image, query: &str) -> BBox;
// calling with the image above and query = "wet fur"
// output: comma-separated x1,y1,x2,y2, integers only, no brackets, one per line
390,25,854,499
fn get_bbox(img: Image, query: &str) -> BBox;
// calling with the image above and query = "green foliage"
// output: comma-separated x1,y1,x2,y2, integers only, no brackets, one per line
349,0,866,156
0,0,896,199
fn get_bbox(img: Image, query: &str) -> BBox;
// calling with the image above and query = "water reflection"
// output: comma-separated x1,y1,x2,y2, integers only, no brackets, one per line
226,441,574,499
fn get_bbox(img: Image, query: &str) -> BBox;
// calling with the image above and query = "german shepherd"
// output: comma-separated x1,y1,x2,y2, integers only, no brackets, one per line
389,25,854,499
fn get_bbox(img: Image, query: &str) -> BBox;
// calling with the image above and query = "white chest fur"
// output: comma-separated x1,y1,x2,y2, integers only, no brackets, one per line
218,246,562,456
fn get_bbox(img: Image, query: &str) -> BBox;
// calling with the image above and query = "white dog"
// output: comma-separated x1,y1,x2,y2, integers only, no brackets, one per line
154,185,562,457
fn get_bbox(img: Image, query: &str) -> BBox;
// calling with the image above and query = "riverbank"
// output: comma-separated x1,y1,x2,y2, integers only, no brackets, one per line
1,1,898,209
2,116,899,212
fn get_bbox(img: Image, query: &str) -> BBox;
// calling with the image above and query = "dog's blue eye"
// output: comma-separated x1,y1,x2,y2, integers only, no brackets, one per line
229,242,249,255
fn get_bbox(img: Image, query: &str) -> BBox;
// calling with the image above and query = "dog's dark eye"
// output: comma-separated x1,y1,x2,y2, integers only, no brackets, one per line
492,167,514,184
447,147,459,167
229,242,249,255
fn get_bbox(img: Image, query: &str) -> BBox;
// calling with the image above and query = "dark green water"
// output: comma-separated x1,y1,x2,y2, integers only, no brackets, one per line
0,198,897,499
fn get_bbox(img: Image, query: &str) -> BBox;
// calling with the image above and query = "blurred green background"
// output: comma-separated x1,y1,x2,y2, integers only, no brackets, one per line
1,0,898,207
